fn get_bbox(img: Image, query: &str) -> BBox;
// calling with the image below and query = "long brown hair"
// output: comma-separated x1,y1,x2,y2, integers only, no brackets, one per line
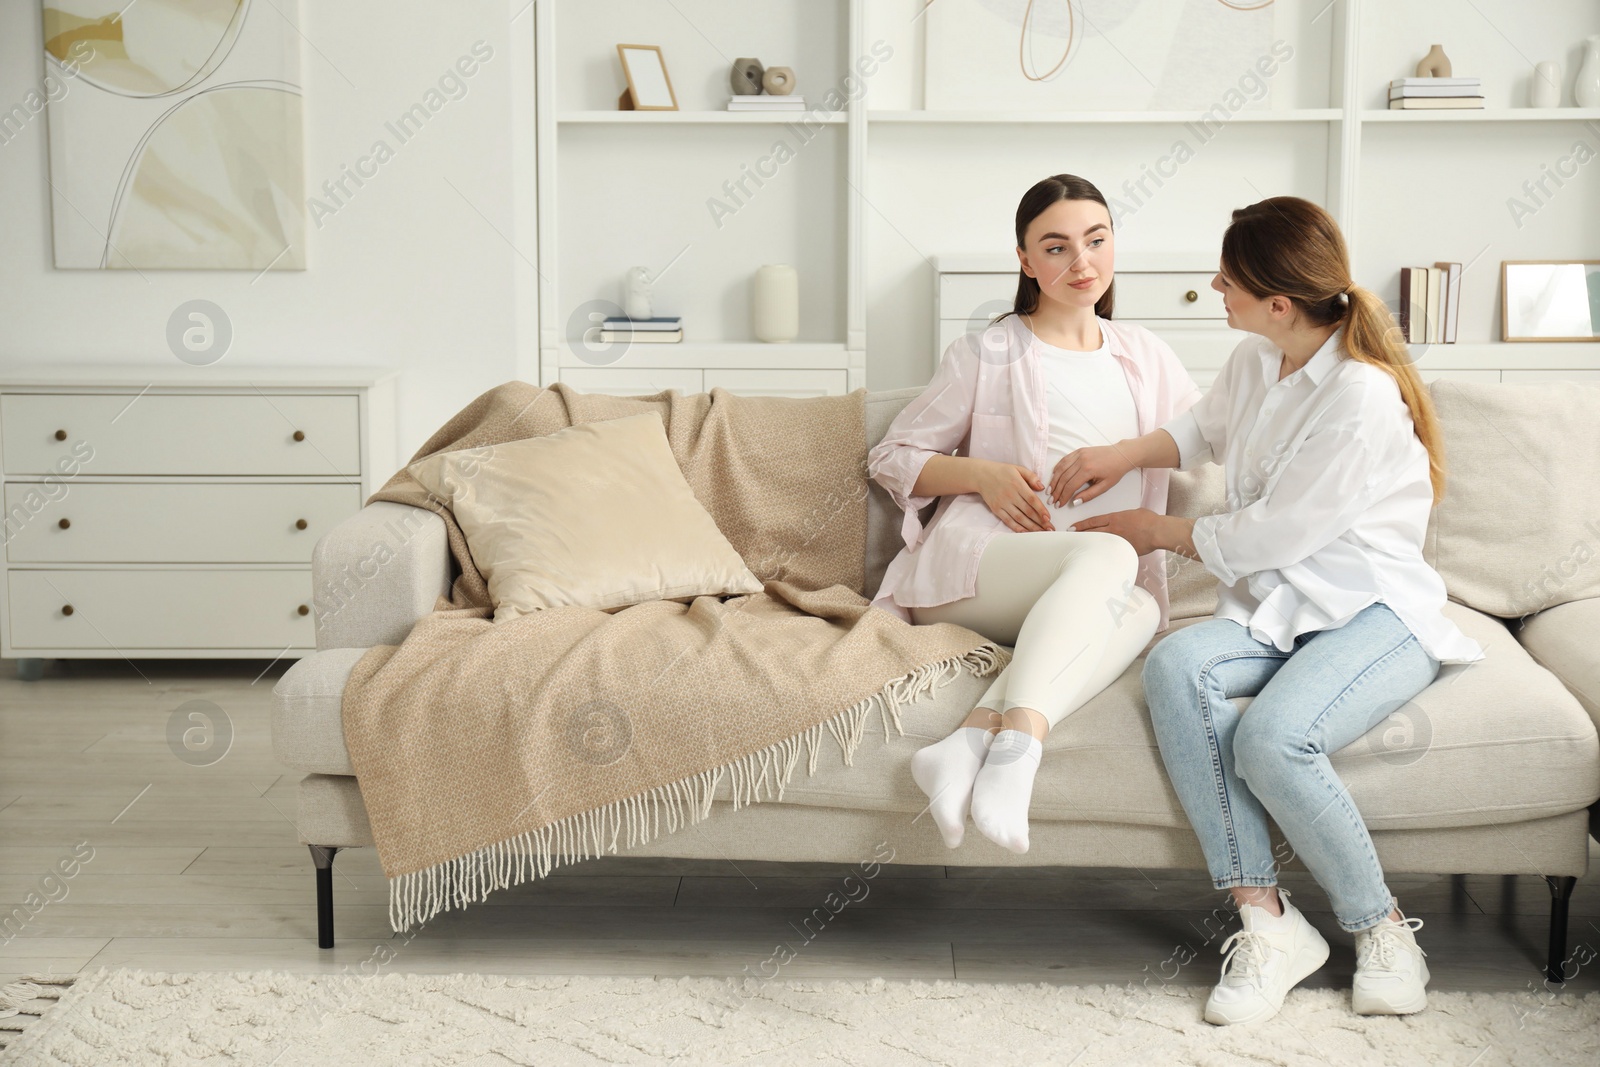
994,174,1115,325
1220,196,1446,504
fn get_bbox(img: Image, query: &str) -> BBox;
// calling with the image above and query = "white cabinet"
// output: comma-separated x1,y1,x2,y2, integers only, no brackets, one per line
703,369,848,397
556,367,706,397
0,366,397,665
557,349,853,398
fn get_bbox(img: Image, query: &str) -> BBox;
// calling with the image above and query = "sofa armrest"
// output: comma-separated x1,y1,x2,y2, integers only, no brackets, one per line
312,501,452,650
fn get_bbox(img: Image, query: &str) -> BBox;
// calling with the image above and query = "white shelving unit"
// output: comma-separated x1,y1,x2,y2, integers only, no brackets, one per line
534,0,867,397
532,0,1600,395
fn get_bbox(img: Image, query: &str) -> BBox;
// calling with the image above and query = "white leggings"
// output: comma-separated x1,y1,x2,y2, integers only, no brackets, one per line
909,531,1160,730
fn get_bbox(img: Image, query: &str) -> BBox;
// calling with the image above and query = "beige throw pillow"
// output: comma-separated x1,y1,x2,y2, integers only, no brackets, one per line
407,411,764,621
1425,380,1600,618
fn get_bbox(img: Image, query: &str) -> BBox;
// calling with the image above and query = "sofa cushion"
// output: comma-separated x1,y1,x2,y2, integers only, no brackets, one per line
750,601,1599,831
276,602,1600,833
1425,380,1600,618
1163,459,1225,619
407,412,763,620
1515,596,1600,735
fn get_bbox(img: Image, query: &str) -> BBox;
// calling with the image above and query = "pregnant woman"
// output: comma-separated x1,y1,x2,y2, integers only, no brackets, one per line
866,174,1201,854
1057,195,1485,1024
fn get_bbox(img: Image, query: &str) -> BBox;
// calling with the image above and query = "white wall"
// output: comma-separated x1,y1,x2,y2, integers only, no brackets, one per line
0,1,536,479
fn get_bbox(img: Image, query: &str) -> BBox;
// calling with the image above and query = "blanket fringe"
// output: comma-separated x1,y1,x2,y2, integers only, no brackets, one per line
389,641,1011,933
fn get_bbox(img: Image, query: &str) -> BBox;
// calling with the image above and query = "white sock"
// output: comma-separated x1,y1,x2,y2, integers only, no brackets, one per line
970,729,1043,854
910,726,993,848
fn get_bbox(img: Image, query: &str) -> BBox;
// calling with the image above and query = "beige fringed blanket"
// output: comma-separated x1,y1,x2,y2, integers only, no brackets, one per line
342,381,1010,932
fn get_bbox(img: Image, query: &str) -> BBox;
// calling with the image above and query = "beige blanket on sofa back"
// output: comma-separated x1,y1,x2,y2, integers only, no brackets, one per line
341,381,1010,931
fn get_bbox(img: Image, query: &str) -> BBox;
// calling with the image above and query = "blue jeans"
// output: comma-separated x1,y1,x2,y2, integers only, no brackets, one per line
1141,602,1441,933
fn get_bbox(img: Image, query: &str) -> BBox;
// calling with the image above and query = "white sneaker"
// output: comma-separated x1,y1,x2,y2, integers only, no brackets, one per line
1352,912,1430,1015
1204,887,1330,1026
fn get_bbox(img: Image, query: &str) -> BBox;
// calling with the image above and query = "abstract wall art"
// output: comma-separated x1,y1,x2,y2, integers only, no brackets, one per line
41,0,306,270
924,0,1277,112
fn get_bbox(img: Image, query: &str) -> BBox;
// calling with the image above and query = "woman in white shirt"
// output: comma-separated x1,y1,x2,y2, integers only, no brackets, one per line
1057,196,1483,1026
866,175,1201,855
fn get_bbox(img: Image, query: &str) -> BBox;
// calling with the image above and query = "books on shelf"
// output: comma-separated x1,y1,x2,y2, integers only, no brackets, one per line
602,316,681,331
727,95,807,111
1398,263,1461,344
600,330,682,342
1388,97,1486,109
1389,76,1483,109
599,316,682,343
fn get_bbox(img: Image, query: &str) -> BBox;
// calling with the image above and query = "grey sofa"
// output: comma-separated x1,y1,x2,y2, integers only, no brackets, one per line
272,384,1600,983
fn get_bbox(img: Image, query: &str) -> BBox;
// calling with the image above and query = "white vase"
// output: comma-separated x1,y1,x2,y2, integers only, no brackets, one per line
1576,35,1600,108
1532,60,1562,108
753,264,798,343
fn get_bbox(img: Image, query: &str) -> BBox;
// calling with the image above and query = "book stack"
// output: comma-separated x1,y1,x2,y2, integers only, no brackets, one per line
727,94,807,113
1398,263,1461,344
599,316,682,343
1388,77,1484,109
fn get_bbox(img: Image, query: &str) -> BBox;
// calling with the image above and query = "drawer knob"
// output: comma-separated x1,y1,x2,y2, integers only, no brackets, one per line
295,518,308,530
1184,290,1199,303
297,604,310,616
54,429,67,441
292,430,305,442
58,518,70,529
61,604,74,616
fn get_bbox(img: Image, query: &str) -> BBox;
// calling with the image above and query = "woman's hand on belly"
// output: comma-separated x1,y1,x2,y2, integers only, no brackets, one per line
1069,508,1196,557
975,461,1056,533
1051,445,1135,507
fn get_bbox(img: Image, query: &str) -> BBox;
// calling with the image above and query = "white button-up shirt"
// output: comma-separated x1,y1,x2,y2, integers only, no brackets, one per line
1159,326,1485,665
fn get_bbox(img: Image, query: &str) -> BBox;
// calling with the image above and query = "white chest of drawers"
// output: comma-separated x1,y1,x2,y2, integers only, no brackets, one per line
0,366,397,673
933,253,1248,388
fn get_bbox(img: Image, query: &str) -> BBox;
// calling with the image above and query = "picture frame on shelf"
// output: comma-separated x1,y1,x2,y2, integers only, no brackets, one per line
1501,261,1600,341
617,44,678,111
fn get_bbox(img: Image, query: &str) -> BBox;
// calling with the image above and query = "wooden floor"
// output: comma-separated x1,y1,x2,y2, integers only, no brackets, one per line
3,657,1598,1004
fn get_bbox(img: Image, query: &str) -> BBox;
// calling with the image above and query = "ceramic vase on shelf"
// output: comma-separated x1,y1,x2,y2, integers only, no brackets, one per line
624,266,652,320
1416,44,1451,78
731,58,764,96
762,66,796,95
753,265,798,343
1576,35,1600,108
1531,60,1562,108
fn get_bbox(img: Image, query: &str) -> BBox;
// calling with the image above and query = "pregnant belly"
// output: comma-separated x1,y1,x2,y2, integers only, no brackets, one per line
1042,468,1143,528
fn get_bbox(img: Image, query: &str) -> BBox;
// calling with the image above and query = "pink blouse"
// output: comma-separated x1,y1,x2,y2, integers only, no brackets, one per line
866,314,1203,633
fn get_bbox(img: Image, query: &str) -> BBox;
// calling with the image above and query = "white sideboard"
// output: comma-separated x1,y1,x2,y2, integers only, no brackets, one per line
0,366,397,676
558,351,851,399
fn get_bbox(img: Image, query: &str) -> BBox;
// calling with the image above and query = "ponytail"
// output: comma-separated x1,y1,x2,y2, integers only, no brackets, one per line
1340,285,1446,506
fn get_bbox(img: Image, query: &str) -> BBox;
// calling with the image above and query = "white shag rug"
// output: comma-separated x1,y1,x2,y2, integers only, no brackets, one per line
3,968,1598,1066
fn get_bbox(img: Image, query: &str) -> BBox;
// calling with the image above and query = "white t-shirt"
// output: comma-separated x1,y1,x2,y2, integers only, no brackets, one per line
1033,331,1143,526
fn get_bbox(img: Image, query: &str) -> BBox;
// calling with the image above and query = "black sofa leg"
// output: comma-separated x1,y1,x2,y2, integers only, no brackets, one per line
310,845,341,949
1545,875,1577,984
